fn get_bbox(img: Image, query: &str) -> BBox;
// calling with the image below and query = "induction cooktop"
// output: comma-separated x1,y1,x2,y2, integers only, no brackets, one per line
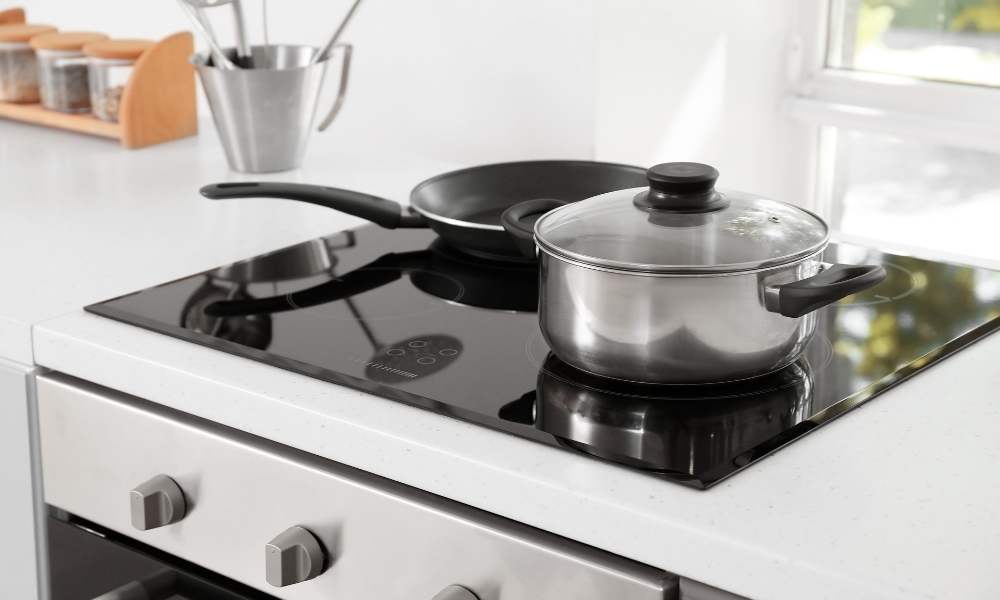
87,226,1000,489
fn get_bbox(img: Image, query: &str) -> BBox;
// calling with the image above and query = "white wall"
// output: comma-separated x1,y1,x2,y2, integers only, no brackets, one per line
593,0,815,205
18,1,813,203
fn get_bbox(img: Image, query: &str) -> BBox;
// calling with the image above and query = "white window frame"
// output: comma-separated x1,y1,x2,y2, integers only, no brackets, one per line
784,0,1000,267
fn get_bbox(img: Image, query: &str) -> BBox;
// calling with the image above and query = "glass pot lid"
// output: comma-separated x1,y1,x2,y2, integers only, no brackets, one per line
533,162,829,274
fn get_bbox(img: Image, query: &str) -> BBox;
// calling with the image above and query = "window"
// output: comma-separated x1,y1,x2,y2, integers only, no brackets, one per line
788,0,1000,268
821,127,1000,262
829,0,1000,86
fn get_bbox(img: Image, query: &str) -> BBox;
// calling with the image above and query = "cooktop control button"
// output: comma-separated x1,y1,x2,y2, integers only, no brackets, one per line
129,474,187,531
265,526,326,587
432,585,480,600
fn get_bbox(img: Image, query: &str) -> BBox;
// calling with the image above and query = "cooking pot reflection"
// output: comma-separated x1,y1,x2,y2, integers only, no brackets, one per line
500,355,815,478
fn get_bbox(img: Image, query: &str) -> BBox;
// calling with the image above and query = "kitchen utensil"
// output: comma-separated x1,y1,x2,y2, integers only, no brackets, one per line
199,161,648,260
317,44,352,132
192,43,352,172
500,354,813,476
175,0,235,70
261,0,269,48
231,0,251,67
501,162,887,384
189,4,228,68
312,0,363,65
183,0,252,67
180,2,228,68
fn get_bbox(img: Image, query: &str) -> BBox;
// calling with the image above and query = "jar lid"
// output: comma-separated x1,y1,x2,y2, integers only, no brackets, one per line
533,163,829,275
83,39,154,60
30,31,108,51
0,24,57,43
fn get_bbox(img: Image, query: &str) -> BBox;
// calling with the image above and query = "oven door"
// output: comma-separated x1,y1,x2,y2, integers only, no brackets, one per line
46,508,277,600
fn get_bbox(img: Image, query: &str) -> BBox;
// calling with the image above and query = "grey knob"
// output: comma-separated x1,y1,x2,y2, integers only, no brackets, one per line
129,475,186,531
432,585,480,600
265,526,325,587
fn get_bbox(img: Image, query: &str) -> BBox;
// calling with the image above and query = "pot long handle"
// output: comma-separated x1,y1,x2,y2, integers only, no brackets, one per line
500,198,568,258
204,251,429,317
199,182,425,229
767,263,886,318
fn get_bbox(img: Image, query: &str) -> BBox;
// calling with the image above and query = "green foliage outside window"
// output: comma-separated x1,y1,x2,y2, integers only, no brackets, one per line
861,0,1000,32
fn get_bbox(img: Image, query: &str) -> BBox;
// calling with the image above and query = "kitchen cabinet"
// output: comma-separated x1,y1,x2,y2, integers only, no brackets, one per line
0,359,44,600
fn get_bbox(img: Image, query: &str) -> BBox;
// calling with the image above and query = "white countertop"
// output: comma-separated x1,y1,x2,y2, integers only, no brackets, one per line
7,119,1000,600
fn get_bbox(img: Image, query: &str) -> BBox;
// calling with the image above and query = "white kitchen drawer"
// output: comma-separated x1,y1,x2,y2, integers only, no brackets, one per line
37,373,678,600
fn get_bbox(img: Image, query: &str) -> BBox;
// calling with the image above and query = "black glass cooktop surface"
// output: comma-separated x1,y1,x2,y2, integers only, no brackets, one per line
87,226,1000,489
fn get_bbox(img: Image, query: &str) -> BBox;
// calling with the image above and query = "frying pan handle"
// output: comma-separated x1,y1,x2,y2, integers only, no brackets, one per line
199,182,425,229
765,263,886,318
204,251,429,317
501,199,568,258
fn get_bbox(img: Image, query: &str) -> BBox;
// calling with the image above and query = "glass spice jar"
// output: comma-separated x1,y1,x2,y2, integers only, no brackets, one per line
83,39,153,123
30,31,108,113
0,24,57,103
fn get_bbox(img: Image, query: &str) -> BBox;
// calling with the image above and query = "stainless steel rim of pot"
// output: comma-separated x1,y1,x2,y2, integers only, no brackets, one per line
530,162,832,276
534,243,830,278
532,202,831,276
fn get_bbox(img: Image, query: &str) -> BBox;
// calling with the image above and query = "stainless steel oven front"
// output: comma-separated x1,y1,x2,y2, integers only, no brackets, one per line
36,373,679,600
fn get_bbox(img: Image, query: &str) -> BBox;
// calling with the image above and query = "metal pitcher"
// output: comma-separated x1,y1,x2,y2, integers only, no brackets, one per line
192,44,352,173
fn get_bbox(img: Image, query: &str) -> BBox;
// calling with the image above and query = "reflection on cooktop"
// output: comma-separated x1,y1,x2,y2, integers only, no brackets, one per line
501,355,815,480
87,225,1000,489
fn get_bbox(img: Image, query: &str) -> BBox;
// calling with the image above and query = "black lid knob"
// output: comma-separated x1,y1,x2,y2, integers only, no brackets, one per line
647,162,718,194
635,162,728,213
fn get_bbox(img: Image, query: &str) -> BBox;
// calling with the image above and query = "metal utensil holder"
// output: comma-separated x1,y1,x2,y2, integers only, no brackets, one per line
193,43,352,173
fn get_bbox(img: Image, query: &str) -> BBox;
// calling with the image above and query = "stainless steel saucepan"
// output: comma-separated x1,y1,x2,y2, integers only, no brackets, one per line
501,162,887,384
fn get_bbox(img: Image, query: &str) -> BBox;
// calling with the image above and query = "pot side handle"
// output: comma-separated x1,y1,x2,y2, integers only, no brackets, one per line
766,263,887,318
500,198,568,258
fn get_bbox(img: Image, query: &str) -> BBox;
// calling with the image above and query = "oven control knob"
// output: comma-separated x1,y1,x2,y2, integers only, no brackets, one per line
129,474,187,531
265,526,326,587
432,585,480,600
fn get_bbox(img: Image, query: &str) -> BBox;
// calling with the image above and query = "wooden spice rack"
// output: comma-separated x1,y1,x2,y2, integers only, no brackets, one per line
0,8,197,149
0,7,24,24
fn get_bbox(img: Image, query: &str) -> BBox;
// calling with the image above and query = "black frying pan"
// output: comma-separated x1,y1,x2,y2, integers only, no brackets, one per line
200,161,648,261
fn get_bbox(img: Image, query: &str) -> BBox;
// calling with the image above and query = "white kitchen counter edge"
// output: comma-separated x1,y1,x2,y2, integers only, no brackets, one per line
34,310,1000,600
